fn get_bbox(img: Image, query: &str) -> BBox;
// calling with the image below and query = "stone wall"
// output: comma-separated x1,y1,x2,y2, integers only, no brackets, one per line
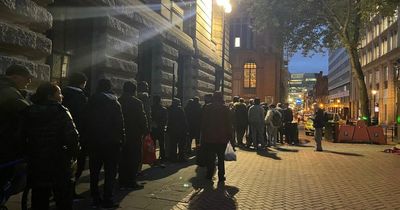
0,0,53,83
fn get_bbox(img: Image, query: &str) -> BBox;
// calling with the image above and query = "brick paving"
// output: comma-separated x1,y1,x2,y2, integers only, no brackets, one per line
5,127,400,210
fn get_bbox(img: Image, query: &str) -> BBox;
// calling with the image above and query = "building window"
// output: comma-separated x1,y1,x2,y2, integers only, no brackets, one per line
384,66,389,89
234,37,241,47
244,62,256,88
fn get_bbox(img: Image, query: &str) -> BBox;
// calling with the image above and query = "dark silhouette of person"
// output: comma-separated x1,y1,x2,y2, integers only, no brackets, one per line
85,79,125,208
61,72,88,199
151,95,168,161
24,82,79,210
118,81,148,190
185,97,202,153
167,98,188,162
201,92,232,182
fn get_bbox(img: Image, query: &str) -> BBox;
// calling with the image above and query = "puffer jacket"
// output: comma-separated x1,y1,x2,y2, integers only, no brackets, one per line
23,101,79,186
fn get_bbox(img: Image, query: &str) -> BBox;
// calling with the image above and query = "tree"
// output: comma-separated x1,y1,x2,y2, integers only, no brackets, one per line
247,0,400,122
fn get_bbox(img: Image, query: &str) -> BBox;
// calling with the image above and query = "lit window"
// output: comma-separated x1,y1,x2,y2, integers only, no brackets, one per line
244,62,256,88
234,37,241,47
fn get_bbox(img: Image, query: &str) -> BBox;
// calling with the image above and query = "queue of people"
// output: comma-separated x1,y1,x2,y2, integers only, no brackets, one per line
0,65,235,210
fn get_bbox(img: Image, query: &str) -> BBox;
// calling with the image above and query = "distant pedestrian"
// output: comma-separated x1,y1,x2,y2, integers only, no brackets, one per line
246,99,255,147
201,92,232,182
185,97,202,153
118,81,147,190
248,98,265,149
233,98,248,146
276,103,285,144
85,79,125,208
312,104,326,152
61,72,88,199
265,104,282,147
283,103,294,144
167,98,188,162
24,82,79,210
230,96,240,149
151,95,168,161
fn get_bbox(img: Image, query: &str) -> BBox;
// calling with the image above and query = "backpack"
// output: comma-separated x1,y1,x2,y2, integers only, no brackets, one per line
271,110,282,128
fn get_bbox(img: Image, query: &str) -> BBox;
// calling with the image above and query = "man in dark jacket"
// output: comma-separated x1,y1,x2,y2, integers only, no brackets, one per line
185,97,202,153
234,98,248,146
312,103,326,152
118,81,147,190
85,79,125,208
167,98,188,162
61,72,88,199
151,95,168,161
201,92,232,182
0,65,33,199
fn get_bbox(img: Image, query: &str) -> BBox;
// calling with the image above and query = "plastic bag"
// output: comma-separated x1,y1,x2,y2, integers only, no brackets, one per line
224,142,237,161
142,134,156,164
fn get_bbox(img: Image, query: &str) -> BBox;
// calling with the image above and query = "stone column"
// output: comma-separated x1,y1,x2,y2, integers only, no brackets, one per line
0,0,53,82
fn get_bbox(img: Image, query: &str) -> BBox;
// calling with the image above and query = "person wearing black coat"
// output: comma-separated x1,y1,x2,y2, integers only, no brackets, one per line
185,97,202,153
61,72,88,199
167,98,188,162
151,95,168,161
84,79,125,208
23,82,79,210
118,82,148,189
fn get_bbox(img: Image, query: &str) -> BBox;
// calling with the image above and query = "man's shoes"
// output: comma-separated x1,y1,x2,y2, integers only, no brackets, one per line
101,200,119,209
315,149,323,152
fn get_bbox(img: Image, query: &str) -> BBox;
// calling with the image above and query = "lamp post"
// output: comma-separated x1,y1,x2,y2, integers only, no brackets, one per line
371,89,378,121
216,0,232,96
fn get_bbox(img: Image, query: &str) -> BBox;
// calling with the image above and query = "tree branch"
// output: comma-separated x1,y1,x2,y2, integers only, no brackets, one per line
343,0,352,35
320,0,345,31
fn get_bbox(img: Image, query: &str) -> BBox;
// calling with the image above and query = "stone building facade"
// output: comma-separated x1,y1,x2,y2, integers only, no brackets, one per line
229,1,283,103
0,0,231,104
352,11,400,124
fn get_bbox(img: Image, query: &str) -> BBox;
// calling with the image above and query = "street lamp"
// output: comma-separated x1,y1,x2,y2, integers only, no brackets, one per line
217,0,231,96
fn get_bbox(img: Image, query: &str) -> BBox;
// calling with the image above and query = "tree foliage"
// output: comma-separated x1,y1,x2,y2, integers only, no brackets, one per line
247,0,400,120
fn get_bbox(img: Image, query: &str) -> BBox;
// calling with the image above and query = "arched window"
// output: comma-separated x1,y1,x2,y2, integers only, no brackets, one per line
244,62,256,88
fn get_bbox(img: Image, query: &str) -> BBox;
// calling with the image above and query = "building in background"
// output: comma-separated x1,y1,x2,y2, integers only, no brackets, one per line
313,71,329,109
328,48,351,119
353,11,400,125
0,0,232,104
229,1,284,103
288,73,318,111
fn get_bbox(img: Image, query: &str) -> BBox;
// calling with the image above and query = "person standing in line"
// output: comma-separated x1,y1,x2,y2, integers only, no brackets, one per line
61,72,88,199
137,81,151,125
276,103,285,144
230,96,240,150
118,82,147,190
151,95,168,162
185,97,202,153
248,98,265,150
265,104,282,147
245,99,254,147
283,103,294,144
201,92,232,182
312,103,326,152
0,65,33,197
167,98,188,162
85,79,125,208
24,82,79,210
233,98,248,147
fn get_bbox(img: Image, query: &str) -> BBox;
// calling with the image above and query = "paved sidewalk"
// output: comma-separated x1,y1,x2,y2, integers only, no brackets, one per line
5,131,400,210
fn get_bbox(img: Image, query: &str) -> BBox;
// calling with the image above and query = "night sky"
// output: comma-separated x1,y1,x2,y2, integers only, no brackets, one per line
288,51,328,74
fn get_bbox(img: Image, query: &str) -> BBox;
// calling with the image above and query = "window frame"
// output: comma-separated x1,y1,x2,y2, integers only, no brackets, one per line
243,62,257,89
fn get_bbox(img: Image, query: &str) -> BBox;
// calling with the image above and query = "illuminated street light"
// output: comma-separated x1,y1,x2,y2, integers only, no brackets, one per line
371,90,378,95
337,99,340,103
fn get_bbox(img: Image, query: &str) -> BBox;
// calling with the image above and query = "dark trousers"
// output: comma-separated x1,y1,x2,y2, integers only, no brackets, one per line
118,140,142,186
168,134,186,161
89,148,119,202
151,128,165,159
278,127,284,143
235,125,246,145
204,143,227,179
31,179,73,210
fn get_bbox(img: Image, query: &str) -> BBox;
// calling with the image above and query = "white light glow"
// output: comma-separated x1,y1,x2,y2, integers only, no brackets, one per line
225,3,232,13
